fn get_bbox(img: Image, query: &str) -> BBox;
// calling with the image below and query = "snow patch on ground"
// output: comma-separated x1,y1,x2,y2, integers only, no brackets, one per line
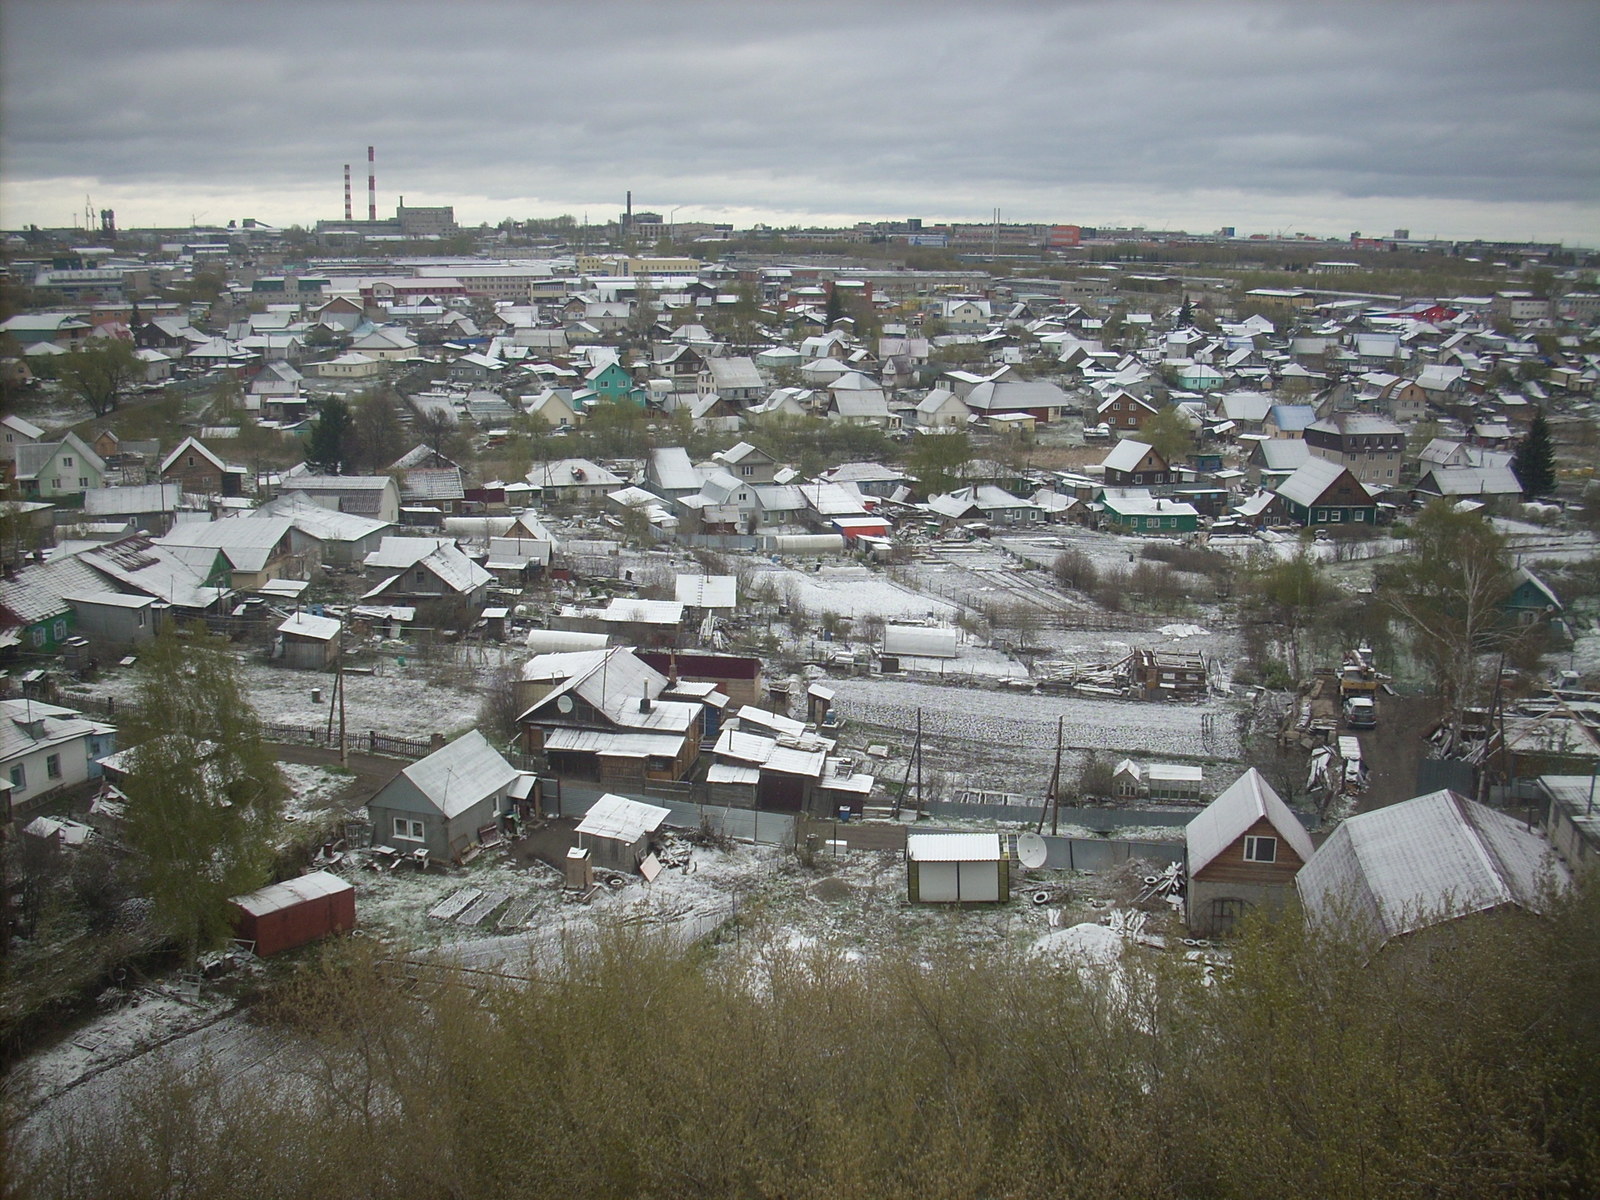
1031,921,1123,965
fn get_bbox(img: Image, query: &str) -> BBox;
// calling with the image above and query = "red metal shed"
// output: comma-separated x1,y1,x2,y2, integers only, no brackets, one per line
230,870,356,956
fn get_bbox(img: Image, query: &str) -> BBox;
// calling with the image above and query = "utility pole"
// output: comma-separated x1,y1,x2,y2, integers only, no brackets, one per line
1036,715,1063,836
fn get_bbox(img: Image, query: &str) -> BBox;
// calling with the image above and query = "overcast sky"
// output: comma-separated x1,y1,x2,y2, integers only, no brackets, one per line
3,0,1597,244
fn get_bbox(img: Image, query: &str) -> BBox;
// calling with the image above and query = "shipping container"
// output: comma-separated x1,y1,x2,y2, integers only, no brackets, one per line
230,870,356,956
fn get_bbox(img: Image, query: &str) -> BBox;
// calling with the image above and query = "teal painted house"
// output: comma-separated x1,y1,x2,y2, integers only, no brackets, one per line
584,360,642,405
1503,566,1563,627
1096,488,1200,535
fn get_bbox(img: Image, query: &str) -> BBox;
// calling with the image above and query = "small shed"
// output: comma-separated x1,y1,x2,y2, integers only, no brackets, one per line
575,792,672,873
230,870,356,956
64,592,165,649
276,611,342,670
906,833,1009,903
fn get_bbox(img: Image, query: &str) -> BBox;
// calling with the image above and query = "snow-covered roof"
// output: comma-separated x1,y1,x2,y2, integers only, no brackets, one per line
674,574,736,608
160,517,292,573
231,870,352,917
1102,439,1157,473
1186,768,1314,877
576,792,671,842
906,833,1005,862
650,446,701,491
1275,457,1368,507
277,611,341,640
257,493,392,542
363,536,453,570
399,729,519,820
1296,790,1568,946
542,728,684,758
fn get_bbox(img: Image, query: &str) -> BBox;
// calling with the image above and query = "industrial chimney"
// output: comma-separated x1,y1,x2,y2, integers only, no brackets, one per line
367,145,377,221
343,164,352,221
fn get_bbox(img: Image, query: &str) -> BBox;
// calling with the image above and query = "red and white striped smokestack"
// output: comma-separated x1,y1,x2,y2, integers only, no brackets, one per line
343,164,352,221
367,145,376,221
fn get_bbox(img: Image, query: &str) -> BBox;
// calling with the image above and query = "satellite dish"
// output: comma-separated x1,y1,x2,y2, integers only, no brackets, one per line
1017,832,1048,870
556,695,574,714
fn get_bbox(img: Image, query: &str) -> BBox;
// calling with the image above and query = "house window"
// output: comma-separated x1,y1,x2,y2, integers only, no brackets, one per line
393,817,425,841
79,477,89,489
46,753,61,780
62,456,73,467
1243,835,1278,863
9,764,24,790
740,466,754,476
414,570,426,583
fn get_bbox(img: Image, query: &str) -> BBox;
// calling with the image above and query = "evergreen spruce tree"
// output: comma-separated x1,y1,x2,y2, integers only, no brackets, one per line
307,396,353,473
119,626,287,960
1175,296,1194,329
1510,409,1556,497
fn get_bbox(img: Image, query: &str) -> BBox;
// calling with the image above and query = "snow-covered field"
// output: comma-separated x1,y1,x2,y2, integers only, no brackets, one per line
749,561,957,622
828,676,1240,759
73,648,515,741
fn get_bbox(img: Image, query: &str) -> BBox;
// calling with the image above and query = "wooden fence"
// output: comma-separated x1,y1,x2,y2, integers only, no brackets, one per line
259,722,438,759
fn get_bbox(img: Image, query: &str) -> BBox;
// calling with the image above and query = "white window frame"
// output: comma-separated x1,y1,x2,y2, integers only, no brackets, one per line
46,753,61,780
393,817,425,842
1243,835,1278,863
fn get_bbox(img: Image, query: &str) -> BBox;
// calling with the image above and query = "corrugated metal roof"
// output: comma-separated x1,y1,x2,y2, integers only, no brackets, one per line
401,730,518,820
575,793,671,842
1296,790,1567,945
232,870,353,917
542,727,683,758
907,833,1004,862
278,612,340,640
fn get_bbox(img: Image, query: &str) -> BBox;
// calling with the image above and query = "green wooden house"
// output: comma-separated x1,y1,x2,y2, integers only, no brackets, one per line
1096,488,1200,535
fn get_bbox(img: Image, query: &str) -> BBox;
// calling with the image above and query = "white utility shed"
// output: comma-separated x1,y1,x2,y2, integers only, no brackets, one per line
906,833,1009,903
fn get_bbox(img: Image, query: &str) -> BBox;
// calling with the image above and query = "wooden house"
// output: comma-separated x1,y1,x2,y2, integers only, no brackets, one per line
1100,439,1172,487
1185,768,1315,936
517,647,707,786
1096,489,1199,535
159,436,245,498
1274,458,1378,527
